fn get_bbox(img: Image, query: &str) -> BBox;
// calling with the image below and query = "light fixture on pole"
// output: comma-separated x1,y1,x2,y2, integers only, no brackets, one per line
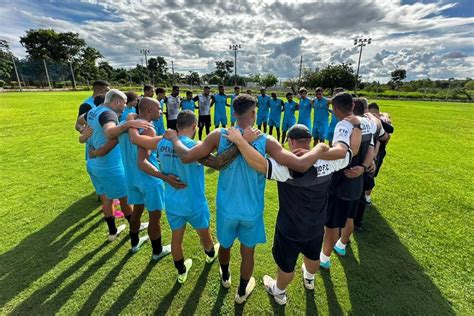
353,37,371,95
229,44,241,86
140,48,150,82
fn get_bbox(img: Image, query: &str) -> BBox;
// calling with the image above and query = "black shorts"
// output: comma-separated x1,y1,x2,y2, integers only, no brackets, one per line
326,194,359,228
272,227,324,273
364,172,375,191
198,115,211,127
167,119,177,130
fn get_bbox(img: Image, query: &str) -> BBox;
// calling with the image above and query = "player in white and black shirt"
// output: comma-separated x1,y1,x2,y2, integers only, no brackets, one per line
320,93,377,270
163,85,181,131
193,86,213,140
222,122,361,305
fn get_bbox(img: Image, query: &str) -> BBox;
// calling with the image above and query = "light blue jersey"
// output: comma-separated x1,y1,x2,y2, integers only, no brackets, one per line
216,128,267,221
282,100,298,132
298,97,312,129
313,97,329,123
158,136,209,216
230,94,238,123
181,99,195,111
153,99,166,136
269,98,283,127
257,94,271,118
82,96,96,160
214,93,228,126
120,106,137,122
86,106,123,176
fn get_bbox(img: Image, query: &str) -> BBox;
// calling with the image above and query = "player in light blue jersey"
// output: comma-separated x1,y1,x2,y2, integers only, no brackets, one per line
312,87,331,146
120,91,138,122
282,92,299,144
153,87,166,136
180,91,196,112
230,86,240,126
268,92,284,142
257,88,271,133
83,89,153,241
211,85,229,128
167,94,338,304
75,80,109,132
297,88,312,130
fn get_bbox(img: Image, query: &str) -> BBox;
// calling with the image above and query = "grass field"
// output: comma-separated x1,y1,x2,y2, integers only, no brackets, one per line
0,91,472,315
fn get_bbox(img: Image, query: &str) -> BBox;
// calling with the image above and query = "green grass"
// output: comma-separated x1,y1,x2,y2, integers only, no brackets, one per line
0,91,472,314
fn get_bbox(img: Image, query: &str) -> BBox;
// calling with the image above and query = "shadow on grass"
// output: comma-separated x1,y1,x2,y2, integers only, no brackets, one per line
320,272,343,316
179,263,212,315
0,193,100,308
337,206,454,314
210,284,230,315
155,282,182,315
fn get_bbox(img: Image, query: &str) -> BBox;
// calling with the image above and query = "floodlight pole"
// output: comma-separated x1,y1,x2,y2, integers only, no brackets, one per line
69,60,77,90
11,55,22,91
229,44,241,86
43,59,52,91
353,37,372,95
140,48,150,82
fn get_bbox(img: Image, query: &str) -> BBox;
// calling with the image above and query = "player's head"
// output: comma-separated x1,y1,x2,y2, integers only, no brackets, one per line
218,85,224,94
233,94,257,125
315,87,323,99
94,95,105,106
92,80,110,96
104,89,127,113
125,91,139,106
172,85,180,96
177,110,197,137
286,92,293,101
271,92,277,99
286,124,312,150
143,84,154,97
138,97,161,121
331,92,353,120
203,86,210,95
334,87,344,95
260,88,266,95
186,90,193,100
299,88,307,98
234,86,241,94
155,87,166,100
246,89,252,95
353,98,368,116
368,102,380,117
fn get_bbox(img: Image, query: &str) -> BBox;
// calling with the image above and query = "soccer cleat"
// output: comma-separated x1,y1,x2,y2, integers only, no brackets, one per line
263,275,287,305
219,267,231,288
365,195,372,206
177,259,193,284
131,235,149,254
108,224,126,242
152,244,171,261
301,263,315,290
234,277,256,304
205,243,220,264
139,222,149,231
334,245,346,257
320,260,331,270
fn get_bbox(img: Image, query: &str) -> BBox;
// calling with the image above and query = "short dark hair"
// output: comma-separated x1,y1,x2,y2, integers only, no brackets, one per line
234,86,240,91
287,124,312,141
218,85,224,89
186,90,192,95
332,92,353,114
143,85,153,92
271,92,277,97
125,91,138,103
92,80,109,88
286,92,293,97
155,87,165,94
93,95,105,106
177,110,197,130
334,87,345,94
172,85,179,90
368,102,379,111
233,94,256,115
353,98,366,116
204,86,210,90
315,87,323,93
299,87,307,94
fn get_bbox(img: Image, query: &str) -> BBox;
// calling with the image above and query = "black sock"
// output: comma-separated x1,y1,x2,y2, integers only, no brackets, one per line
238,277,249,297
104,216,117,235
220,263,230,281
151,237,162,255
130,231,139,247
205,247,215,258
174,258,186,274
125,215,132,223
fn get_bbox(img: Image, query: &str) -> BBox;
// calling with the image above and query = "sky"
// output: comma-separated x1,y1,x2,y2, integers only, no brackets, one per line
1,0,473,82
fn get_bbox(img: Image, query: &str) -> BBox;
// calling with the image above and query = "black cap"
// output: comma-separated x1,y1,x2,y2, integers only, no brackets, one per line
286,124,312,141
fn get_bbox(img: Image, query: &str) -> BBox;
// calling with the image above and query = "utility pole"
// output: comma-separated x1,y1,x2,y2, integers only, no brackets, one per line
298,55,303,90
11,55,22,91
171,60,175,85
353,37,372,95
69,60,77,90
229,44,241,86
43,59,52,91
140,48,150,82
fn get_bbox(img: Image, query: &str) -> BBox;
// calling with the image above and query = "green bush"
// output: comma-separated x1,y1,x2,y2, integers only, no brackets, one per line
0,80,5,87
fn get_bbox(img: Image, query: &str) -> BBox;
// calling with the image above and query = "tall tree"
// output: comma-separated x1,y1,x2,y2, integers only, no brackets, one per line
260,73,279,88
215,60,234,83
390,68,407,90
317,63,356,94
0,40,13,79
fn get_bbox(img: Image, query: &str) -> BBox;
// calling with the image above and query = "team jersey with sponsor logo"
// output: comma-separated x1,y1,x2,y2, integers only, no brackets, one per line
166,95,181,120
216,128,267,220
195,94,212,116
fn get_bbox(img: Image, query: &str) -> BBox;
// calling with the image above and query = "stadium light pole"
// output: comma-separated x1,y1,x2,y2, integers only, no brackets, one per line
229,44,241,86
140,48,150,81
353,37,371,95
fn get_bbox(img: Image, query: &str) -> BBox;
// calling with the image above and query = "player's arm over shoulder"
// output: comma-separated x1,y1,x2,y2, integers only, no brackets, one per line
266,157,291,182
173,128,221,163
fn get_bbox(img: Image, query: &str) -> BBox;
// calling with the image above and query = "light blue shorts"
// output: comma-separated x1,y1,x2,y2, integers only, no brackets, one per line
167,210,210,231
298,118,311,130
313,121,329,140
214,114,228,127
257,113,269,126
282,119,296,132
88,169,128,199
268,116,281,128
217,213,266,249
128,183,165,211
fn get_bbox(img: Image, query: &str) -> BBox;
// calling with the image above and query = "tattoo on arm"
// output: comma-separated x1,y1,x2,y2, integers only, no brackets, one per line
198,145,239,170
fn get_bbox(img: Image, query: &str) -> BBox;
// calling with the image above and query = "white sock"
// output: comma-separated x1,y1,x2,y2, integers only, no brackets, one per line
303,264,315,280
320,252,330,263
272,282,285,294
336,238,346,249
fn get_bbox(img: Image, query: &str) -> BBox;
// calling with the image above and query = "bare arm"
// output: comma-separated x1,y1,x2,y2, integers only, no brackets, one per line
103,119,153,139
265,136,329,173
198,145,239,170
79,126,92,144
129,127,162,150
224,128,267,174
89,138,118,158
167,129,220,163
76,114,87,132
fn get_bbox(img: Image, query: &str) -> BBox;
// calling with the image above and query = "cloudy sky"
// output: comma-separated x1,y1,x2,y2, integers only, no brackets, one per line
1,0,473,82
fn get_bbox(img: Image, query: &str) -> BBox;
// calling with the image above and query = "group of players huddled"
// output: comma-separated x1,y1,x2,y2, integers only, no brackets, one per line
75,80,394,305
